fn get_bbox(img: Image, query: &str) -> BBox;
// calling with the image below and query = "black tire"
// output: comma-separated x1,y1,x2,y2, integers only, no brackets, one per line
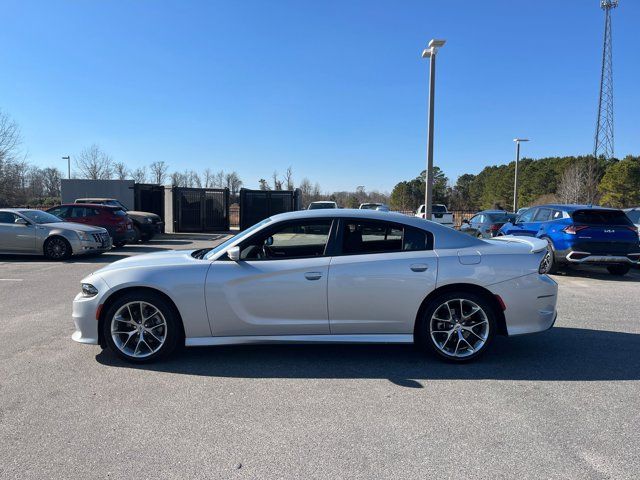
43,236,72,260
103,291,182,363
140,233,153,243
132,225,142,243
113,241,126,248
539,241,558,274
607,264,630,276
476,232,484,239
416,291,497,362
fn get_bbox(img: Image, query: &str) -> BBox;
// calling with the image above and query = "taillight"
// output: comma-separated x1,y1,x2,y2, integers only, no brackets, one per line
563,225,589,234
625,225,638,234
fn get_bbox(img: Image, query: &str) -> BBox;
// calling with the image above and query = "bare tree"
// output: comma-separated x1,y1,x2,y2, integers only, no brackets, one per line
585,156,600,204
557,162,589,204
113,162,128,180
42,167,62,197
202,168,214,188
150,161,169,184
75,144,112,180
225,171,243,195
187,170,201,188
214,170,225,188
272,171,282,190
132,167,147,184
284,166,294,190
258,179,270,190
0,110,21,164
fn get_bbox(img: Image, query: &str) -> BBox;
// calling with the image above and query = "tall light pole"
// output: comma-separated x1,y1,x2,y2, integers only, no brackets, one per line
421,39,446,220
62,156,71,179
512,139,529,212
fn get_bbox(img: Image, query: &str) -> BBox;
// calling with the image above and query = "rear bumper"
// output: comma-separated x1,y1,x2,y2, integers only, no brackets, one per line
558,250,640,265
488,273,558,336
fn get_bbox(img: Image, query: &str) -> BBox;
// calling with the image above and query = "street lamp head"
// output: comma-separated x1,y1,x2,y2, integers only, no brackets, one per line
62,156,70,160
422,39,446,58
513,138,530,143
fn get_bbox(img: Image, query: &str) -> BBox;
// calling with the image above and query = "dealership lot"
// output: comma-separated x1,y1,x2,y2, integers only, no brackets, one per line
1,237,639,479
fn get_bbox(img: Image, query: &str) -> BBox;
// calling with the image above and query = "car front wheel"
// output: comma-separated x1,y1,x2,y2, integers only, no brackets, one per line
44,236,72,260
417,292,496,362
103,292,181,363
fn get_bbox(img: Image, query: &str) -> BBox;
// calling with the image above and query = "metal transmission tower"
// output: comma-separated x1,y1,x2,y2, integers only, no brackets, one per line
593,0,617,160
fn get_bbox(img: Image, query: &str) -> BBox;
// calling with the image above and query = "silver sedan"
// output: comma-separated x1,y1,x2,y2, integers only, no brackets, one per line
0,208,111,260
73,209,557,363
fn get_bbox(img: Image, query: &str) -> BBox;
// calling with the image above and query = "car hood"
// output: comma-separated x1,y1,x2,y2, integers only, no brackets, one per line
94,249,198,275
48,222,106,233
126,211,161,220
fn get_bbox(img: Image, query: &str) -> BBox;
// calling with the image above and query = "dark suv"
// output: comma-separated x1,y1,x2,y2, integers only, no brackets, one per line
47,204,135,248
74,198,163,242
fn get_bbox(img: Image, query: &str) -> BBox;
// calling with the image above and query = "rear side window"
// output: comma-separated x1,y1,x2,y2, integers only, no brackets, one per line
342,220,432,254
112,209,127,217
572,209,633,226
626,210,640,223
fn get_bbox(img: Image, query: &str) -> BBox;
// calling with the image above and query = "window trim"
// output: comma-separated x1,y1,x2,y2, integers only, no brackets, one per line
334,218,434,257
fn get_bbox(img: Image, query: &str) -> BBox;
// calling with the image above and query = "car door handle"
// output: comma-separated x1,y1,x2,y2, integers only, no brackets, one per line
304,272,323,280
410,264,429,272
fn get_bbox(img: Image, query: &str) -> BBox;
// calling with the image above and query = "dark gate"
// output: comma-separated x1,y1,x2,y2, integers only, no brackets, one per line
239,188,301,230
134,184,165,220
174,187,229,232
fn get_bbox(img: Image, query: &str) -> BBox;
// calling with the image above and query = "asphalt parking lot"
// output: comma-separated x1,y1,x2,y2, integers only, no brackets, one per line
1,237,639,479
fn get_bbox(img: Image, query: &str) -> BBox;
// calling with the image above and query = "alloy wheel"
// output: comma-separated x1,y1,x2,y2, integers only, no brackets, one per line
110,301,167,359
429,298,490,358
45,238,69,259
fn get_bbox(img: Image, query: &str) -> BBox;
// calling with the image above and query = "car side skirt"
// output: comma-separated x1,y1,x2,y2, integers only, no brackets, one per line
185,334,414,347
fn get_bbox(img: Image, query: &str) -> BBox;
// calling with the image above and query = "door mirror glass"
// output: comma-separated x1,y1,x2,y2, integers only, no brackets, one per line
264,236,274,246
227,246,240,261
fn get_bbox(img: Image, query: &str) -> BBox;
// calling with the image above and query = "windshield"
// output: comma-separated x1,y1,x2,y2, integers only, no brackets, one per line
203,218,272,260
359,204,379,210
487,213,516,223
432,205,447,213
626,210,640,224
572,209,633,226
308,203,335,210
19,210,63,224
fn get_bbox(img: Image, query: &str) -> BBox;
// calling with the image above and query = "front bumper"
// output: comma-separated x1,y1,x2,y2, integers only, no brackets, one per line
72,276,110,345
73,234,112,256
112,229,136,244
489,273,558,336
139,222,164,235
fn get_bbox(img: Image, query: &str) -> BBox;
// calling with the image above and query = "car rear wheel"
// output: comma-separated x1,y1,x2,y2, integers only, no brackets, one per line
416,291,496,362
44,236,71,260
113,241,126,248
103,292,181,363
607,265,630,276
132,225,141,243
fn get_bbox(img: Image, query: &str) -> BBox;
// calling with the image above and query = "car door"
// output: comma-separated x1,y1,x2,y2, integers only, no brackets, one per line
508,207,537,236
327,219,437,334
0,212,36,252
205,218,335,336
68,206,89,224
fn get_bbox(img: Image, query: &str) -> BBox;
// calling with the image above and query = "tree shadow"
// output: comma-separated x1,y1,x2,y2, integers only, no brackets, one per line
96,327,640,386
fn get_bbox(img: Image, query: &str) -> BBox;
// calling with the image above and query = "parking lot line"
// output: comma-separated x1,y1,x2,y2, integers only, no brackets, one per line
0,278,23,281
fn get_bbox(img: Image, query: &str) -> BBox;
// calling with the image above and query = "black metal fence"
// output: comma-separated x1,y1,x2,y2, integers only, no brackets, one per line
239,188,301,230
134,183,165,221
173,187,230,232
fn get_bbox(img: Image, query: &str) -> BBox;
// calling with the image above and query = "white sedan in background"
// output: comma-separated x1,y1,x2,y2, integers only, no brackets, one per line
73,210,558,363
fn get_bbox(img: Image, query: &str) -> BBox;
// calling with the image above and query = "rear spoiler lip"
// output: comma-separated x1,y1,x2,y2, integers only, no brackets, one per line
488,235,547,253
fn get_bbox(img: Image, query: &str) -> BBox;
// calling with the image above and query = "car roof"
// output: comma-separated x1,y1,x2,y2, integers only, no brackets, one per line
532,204,619,212
75,198,117,201
270,209,480,243
479,210,509,214
310,201,336,204
59,203,118,209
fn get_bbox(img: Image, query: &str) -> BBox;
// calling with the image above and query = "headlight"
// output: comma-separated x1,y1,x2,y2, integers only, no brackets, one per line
145,217,153,223
76,231,90,241
81,283,99,297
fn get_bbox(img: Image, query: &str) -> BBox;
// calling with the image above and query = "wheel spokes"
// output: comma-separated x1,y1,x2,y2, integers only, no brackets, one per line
111,301,167,358
429,298,489,358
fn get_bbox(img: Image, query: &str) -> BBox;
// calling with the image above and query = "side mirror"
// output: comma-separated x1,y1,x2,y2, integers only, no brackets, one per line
15,218,29,225
461,219,469,224
264,236,274,246
227,246,240,261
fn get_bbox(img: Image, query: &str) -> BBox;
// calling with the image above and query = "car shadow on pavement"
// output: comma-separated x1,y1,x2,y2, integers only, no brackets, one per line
553,265,640,282
96,326,640,387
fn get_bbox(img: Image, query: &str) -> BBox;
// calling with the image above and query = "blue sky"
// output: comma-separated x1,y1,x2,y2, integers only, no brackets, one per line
2,0,639,192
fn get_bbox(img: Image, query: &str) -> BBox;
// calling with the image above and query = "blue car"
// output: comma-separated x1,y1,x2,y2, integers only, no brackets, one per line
498,204,640,275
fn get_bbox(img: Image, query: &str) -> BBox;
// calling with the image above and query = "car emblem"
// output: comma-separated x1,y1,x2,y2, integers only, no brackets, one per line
604,229,615,233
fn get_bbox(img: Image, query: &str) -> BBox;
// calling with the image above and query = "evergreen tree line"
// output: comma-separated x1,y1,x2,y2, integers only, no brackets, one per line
390,155,640,212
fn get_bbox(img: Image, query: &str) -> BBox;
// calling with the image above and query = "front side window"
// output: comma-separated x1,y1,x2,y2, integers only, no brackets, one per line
518,208,536,223
533,208,552,222
342,220,432,255
0,212,19,224
239,220,332,260
18,210,62,224
47,207,69,218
